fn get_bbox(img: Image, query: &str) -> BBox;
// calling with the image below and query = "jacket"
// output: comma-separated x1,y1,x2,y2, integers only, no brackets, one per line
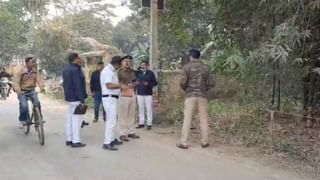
62,63,87,103
180,61,215,98
12,67,44,94
136,70,158,96
90,70,102,93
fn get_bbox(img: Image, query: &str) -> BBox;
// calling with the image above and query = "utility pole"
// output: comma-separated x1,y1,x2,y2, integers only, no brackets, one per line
150,0,158,71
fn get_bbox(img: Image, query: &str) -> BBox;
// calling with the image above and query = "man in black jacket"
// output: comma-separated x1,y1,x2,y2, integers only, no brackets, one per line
90,61,106,123
135,61,158,130
62,53,87,148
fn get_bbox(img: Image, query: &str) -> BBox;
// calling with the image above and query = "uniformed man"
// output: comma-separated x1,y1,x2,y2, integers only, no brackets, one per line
100,56,125,151
177,49,215,149
117,55,140,142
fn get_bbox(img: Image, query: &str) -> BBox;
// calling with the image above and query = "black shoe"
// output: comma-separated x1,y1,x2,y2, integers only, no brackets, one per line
111,139,123,146
136,124,145,129
71,142,86,148
102,144,118,151
93,119,98,123
147,126,152,130
128,133,140,139
81,121,89,128
66,141,72,146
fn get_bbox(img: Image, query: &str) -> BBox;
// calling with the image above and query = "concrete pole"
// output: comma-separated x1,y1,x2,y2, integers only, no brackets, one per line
150,0,158,71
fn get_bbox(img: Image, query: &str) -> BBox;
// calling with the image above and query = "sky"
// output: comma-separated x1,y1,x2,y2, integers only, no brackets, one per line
47,0,132,25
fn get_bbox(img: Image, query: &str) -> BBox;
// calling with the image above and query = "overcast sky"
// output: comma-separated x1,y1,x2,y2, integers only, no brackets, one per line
47,0,132,25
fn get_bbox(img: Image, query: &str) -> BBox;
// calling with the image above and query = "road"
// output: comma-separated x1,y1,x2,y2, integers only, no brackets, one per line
0,95,306,180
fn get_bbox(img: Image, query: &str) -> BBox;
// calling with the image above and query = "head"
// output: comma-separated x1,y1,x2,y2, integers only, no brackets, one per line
25,55,38,69
139,61,149,72
110,56,122,70
121,55,133,69
1,67,6,72
189,49,201,62
97,61,104,71
68,53,82,65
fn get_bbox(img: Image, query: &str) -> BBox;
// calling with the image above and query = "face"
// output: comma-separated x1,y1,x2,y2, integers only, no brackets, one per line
74,57,83,65
122,59,132,69
26,60,36,69
98,64,104,71
140,62,148,71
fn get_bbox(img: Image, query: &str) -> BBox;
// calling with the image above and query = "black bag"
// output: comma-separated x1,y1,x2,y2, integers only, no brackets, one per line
74,104,88,115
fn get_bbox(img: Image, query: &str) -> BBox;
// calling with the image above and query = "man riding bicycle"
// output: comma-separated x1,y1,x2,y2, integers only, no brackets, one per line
12,55,45,128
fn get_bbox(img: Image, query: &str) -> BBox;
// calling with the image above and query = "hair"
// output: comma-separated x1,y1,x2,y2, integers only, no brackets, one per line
111,56,122,65
25,57,34,64
189,49,201,59
68,53,79,63
140,60,149,65
98,61,104,65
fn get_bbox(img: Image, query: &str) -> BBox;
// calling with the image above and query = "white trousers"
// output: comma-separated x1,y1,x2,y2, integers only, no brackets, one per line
66,101,82,143
137,95,153,126
102,97,118,144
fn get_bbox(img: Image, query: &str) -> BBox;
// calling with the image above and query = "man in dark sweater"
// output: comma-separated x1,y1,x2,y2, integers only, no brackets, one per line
90,61,106,123
135,61,158,130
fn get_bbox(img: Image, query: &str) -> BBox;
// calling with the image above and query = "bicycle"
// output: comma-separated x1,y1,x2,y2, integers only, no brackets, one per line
22,92,45,146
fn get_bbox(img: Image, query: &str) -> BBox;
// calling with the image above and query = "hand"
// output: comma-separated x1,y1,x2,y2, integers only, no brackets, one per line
143,81,149,86
120,84,129,90
128,83,134,89
92,92,95,97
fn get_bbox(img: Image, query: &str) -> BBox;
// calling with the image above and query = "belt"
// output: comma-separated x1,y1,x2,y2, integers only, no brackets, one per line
102,94,119,99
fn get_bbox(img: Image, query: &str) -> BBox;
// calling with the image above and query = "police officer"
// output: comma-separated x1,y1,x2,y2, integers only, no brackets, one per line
177,49,215,149
100,56,126,151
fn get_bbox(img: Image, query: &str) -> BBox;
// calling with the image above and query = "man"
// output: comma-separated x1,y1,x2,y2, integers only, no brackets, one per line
101,56,125,151
136,61,158,130
62,53,87,148
0,67,12,95
177,49,215,150
117,55,140,142
90,61,106,123
12,55,45,128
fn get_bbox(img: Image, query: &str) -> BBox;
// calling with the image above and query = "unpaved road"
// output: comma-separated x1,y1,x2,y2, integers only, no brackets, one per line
0,95,308,180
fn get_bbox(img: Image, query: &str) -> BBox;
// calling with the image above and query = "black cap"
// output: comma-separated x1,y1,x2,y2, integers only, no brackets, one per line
121,55,133,60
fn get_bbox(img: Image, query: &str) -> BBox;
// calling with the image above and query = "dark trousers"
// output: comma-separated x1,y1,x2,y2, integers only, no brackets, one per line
94,91,106,121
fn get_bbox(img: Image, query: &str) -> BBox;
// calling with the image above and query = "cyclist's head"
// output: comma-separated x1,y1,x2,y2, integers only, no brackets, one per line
25,55,37,69
68,53,82,65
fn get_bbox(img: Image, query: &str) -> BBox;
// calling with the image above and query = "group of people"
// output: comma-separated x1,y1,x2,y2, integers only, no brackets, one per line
62,53,158,151
11,48,214,151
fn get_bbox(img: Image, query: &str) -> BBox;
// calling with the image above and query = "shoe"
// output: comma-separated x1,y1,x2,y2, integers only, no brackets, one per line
128,133,140,139
81,121,89,128
19,121,26,129
111,139,123,146
201,143,210,148
119,135,129,142
147,126,152,130
93,119,98,123
71,142,86,148
176,143,189,149
66,141,72,146
102,144,118,151
136,124,145,129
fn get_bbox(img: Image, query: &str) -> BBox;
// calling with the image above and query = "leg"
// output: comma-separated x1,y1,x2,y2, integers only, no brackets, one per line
18,94,29,122
197,98,209,145
117,97,129,136
127,96,136,134
93,93,100,120
137,95,146,125
180,98,196,146
103,98,117,144
70,101,81,143
145,95,153,126
66,103,73,142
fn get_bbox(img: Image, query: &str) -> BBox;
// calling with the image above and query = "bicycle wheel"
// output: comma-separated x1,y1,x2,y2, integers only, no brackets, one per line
34,107,45,146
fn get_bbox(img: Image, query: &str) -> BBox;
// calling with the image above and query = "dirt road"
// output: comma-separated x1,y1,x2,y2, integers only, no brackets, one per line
0,95,307,180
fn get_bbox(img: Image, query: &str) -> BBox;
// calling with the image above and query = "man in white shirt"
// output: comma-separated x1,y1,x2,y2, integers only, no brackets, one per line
100,56,126,151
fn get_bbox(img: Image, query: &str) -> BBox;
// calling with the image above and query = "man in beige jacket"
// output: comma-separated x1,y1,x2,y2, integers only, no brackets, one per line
12,55,45,128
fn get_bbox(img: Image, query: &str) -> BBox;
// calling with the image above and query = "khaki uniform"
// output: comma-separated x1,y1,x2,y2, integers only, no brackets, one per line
117,68,137,136
180,60,215,145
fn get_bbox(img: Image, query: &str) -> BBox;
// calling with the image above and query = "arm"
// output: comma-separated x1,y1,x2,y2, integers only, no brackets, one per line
36,71,45,91
150,71,158,87
180,69,188,91
71,69,85,103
